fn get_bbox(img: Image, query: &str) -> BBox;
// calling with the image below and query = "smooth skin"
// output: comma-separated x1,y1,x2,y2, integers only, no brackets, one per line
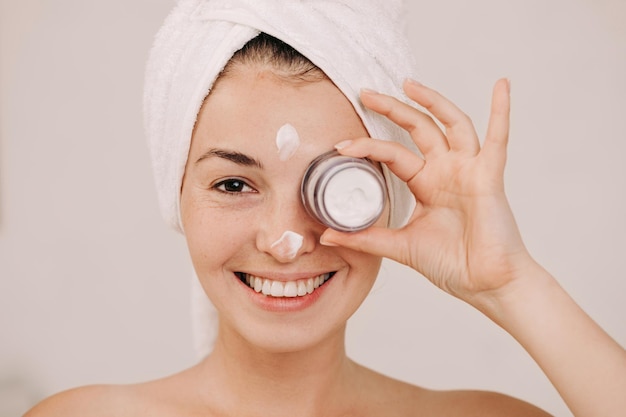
24,71,625,416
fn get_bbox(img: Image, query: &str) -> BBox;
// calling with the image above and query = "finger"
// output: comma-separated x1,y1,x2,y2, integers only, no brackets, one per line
320,226,408,264
482,78,511,173
335,137,425,186
403,79,480,154
360,89,449,158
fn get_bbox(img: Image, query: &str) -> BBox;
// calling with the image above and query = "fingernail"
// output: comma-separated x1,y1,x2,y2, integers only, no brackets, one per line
334,140,353,150
404,78,423,87
360,87,379,95
320,235,338,247
506,78,511,94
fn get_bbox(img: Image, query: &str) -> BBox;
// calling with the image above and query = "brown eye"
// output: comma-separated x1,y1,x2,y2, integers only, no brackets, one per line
214,179,254,194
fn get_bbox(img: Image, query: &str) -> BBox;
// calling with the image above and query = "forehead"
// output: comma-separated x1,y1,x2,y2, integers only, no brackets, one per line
191,67,368,152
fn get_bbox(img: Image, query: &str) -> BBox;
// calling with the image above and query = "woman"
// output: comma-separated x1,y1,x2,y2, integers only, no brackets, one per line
26,1,626,416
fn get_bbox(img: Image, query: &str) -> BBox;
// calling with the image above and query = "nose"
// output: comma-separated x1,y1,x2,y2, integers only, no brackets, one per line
256,192,320,263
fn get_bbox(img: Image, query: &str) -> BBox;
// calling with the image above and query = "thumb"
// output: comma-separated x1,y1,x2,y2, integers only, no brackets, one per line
320,226,405,262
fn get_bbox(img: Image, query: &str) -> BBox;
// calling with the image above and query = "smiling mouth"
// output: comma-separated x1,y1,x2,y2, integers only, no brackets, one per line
235,272,336,297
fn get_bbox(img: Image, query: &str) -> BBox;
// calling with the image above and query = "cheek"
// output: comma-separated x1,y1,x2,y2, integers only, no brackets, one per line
181,196,255,274
346,250,383,290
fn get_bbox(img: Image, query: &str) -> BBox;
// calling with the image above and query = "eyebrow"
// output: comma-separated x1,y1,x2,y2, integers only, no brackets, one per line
195,148,263,169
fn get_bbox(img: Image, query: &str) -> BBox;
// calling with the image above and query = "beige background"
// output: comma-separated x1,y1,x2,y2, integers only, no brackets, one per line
1,0,624,415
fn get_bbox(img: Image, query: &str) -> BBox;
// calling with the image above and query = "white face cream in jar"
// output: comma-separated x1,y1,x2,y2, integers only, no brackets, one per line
301,150,387,232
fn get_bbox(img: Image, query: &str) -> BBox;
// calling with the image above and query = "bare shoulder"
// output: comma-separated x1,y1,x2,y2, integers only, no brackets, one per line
353,364,552,417
23,384,152,417
423,389,553,417
22,367,201,417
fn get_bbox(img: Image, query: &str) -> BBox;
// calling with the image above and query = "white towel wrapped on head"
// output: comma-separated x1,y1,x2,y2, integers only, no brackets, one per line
144,0,420,359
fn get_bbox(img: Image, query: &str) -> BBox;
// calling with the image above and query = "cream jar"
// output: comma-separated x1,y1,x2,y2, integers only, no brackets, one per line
301,150,387,232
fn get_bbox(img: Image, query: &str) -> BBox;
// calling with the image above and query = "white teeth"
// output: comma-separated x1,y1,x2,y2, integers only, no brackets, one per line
270,281,284,297
297,281,307,296
254,277,263,293
242,273,332,297
262,279,272,295
284,281,298,297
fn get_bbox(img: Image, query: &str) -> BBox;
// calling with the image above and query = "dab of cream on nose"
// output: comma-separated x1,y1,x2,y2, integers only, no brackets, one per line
271,231,304,260
276,123,300,161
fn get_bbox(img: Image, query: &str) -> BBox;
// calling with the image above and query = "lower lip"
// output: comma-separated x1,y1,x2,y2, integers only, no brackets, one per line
238,275,334,312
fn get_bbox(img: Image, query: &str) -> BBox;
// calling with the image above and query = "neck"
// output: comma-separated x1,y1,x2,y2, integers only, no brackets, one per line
196,323,358,417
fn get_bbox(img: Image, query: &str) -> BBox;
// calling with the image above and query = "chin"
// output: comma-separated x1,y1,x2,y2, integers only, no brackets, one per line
228,317,347,354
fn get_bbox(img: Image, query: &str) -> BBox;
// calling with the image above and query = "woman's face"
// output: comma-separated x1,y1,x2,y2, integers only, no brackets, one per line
180,65,385,352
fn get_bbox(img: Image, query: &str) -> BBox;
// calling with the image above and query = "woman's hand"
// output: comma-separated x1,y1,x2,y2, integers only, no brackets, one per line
320,78,537,305
320,78,626,417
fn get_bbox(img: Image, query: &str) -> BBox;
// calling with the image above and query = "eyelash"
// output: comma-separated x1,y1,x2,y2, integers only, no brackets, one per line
212,178,256,195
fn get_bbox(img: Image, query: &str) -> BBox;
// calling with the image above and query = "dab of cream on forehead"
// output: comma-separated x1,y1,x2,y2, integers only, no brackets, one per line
271,231,304,260
275,123,300,161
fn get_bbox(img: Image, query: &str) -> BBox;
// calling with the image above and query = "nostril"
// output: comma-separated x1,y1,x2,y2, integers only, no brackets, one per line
270,230,304,261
